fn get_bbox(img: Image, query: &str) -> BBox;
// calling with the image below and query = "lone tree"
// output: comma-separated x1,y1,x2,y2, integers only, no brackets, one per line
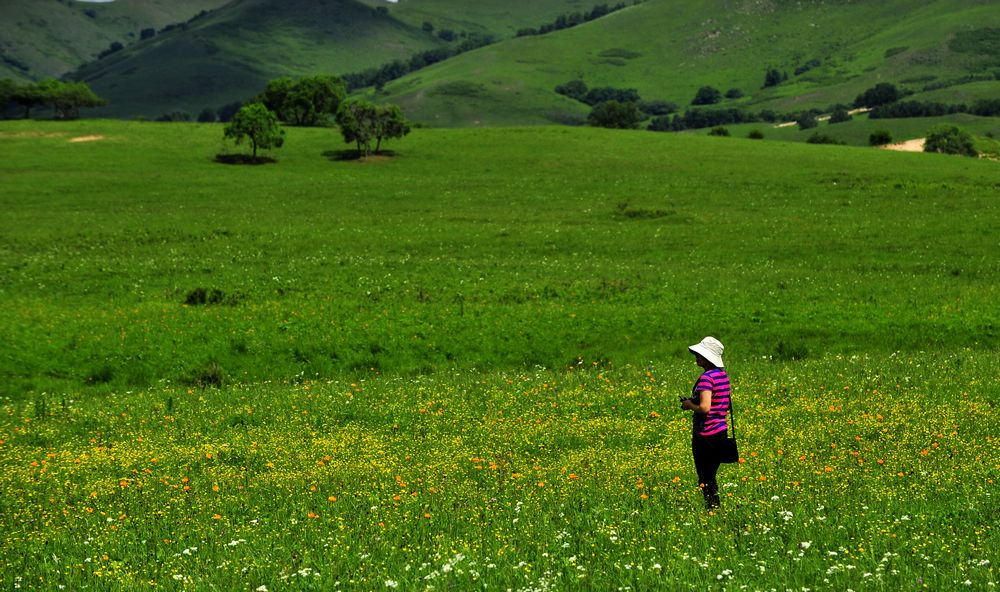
763,68,787,88
828,106,853,124
223,103,284,161
691,86,722,106
335,99,410,157
587,100,642,129
923,125,977,157
853,82,900,109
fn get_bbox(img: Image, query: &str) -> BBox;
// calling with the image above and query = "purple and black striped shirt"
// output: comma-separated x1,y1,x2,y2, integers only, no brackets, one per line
692,368,731,436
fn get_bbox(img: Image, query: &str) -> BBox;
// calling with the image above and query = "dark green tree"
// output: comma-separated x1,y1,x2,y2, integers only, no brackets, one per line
258,75,346,126
372,103,411,153
868,130,893,146
0,79,16,117
797,113,819,130
11,82,45,118
924,125,977,157
257,77,294,121
284,75,347,126
555,79,588,101
587,100,642,129
335,99,378,157
691,86,722,106
197,107,217,123
38,80,107,119
763,68,786,88
853,82,900,108
223,103,284,160
828,107,852,124
335,100,411,157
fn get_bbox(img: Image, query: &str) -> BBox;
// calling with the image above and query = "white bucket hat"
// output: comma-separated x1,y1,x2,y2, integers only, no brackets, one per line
689,336,725,368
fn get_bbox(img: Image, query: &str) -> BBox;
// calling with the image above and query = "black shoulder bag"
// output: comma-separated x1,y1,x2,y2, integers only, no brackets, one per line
717,397,740,464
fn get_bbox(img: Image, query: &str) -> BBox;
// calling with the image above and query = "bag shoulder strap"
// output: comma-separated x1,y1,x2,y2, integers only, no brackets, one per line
728,396,737,440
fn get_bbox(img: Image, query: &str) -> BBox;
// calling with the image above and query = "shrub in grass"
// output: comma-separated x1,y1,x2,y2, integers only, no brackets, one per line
748,129,764,139
924,125,978,157
797,113,819,130
828,107,852,124
869,130,893,146
806,132,844,145
587,100,643,129
708,126,730,136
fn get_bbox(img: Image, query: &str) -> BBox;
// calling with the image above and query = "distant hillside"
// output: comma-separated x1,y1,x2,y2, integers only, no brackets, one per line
64,0,588,119
19,0,1000,125
369,0,1000,126
0,0,230,82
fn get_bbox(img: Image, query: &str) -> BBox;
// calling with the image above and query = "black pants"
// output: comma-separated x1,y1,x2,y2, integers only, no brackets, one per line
692,433,726,508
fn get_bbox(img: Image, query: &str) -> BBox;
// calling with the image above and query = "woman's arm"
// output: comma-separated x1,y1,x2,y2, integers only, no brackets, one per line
682,390,713,413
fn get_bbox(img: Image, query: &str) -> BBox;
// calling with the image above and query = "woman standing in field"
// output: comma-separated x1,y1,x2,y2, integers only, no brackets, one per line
680,336,731,509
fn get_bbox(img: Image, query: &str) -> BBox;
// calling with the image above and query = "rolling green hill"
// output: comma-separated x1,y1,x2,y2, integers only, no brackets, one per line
0,0,230,82
64,0,588,119
370,0,1000,126
11,0,1000,125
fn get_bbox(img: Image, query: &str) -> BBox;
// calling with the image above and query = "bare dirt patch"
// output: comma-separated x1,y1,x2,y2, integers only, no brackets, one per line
69,135,105,143
0,131,66,139
881,138,925,152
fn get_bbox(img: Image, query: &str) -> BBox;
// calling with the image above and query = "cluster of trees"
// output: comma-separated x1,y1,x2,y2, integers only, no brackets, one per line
555,79,684,128
648,107,761,132
256,75,347,126
221,76,411,162
515,2,632,37
1,78,106,119
869,96,1000,119
342,33,494,91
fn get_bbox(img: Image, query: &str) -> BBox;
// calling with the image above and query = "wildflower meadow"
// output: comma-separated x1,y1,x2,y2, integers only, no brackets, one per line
1,121,997,590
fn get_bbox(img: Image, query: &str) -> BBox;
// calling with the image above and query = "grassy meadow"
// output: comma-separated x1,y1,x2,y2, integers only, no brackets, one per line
0,120,997,590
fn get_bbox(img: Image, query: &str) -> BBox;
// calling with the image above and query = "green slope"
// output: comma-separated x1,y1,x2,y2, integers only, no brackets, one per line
371,0,1000,126
355,0,592,37
0,0,230,82
65,0,590,119
71,0,448,118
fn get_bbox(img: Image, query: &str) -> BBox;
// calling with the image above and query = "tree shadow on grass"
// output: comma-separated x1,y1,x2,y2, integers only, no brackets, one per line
322,149,398,162
214,154,277,165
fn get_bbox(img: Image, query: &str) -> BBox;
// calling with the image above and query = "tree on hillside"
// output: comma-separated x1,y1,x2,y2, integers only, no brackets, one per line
828,106,852,124
797,113,819,130
923,125,977,157
691,86,722,106
223,103,284,161
587,100,642,129
853,82,900,108
763,68,787,88
555,79,588,102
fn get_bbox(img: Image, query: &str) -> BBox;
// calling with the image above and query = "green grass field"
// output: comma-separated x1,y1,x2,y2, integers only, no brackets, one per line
0,120,997,589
